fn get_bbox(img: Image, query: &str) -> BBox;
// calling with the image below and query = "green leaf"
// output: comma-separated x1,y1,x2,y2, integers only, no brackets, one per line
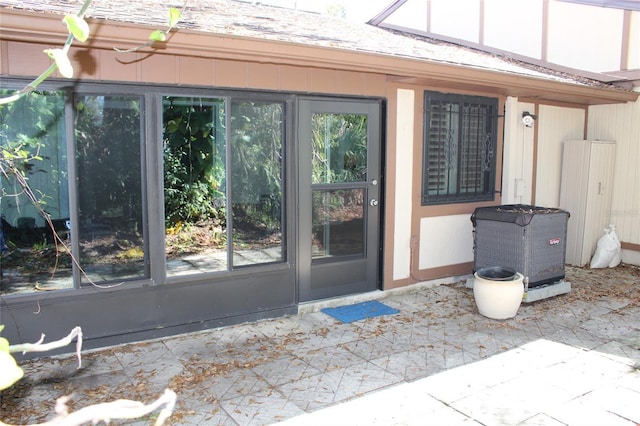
168,8,182,28
149,30,167,42
0,351,24,390
63,14,90,43
44,49,74,78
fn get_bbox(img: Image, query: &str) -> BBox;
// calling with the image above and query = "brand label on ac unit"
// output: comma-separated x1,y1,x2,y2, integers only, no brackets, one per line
549,238,561,245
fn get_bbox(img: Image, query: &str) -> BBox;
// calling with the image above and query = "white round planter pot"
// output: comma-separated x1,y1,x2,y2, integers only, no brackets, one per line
473,268,524,320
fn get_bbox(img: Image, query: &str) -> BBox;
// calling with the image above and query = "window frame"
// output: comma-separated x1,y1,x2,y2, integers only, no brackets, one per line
421,91,499,206
0,78,295,295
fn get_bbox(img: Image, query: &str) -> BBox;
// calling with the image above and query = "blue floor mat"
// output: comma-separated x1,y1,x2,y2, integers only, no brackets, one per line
321,300,399,323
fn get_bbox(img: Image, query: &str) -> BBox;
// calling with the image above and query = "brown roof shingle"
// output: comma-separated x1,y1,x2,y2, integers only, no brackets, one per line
0,0,630,90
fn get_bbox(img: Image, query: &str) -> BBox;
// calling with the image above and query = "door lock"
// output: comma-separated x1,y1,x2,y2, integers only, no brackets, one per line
369,199,379,207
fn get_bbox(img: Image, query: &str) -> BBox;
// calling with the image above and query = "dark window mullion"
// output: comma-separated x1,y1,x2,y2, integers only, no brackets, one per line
66,91,82,288
456,101,464,196
225,97,234,270
472,104,481,193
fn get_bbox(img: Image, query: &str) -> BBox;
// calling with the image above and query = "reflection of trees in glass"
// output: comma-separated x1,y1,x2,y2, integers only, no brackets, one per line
312,189,364,258
0,91,70,293
0,91,66,224
162,98,284,268
230,101,283,232
310,113,367,259
312,113,367,184
163,98,226,226
75,96,142,228
75,96,146,282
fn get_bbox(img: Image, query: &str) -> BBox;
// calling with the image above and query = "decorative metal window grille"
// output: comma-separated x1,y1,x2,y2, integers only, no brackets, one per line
422,91,498,205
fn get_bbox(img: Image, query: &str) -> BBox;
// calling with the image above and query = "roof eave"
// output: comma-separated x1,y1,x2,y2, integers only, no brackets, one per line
1,9,637,105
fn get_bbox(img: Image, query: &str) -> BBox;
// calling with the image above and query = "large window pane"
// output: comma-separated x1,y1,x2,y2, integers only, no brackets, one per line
230,101,284,267
75,95,146,284
312,113,367,184
310,112,367,261
0,90,71,294
163,97,228,276
312,189,364,259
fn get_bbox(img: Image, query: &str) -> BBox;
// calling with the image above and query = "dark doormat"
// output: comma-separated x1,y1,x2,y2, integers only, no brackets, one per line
321,300,399,323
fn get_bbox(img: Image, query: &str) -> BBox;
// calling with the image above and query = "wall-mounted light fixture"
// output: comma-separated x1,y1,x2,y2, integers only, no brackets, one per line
522,111,536,127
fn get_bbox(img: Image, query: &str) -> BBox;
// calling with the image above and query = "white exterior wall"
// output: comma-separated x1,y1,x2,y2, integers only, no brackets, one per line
393,88,415,280
588,97,640,265
630,11,640,70
502,97,535,205
419,215,474,269
429,0,480,42
392,93,639,276
546,1,624,73
484,0,544,59
535,105,586,208
417,96,639,270
502,99,587,210
380,0,637,75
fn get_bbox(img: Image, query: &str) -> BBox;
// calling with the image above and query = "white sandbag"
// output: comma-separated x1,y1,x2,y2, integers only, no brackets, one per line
608,225,622,268
590,225,621,268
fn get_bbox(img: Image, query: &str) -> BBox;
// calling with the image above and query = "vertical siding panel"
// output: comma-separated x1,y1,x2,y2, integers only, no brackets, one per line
615,103,633,243
588,99,640,245
279,65,310,92
502,96,520,204
139,54,177,84
364,73,387,97
178,56,214,86
503,100,534,204
214,59,249,88
69,48,97,80
0,41,7,75
248,62,279,90
628,100,640,242
309,68,337,93
617,103,632,242
536,105,585,207
96,49,139,82
609,104,624,239
336,70,366,96
7,41,52,77
392,88,415,281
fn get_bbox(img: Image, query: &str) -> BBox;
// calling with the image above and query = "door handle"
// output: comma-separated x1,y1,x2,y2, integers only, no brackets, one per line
369,199,378,207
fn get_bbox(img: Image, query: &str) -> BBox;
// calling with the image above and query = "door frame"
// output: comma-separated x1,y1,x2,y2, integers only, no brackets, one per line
297,97,384,302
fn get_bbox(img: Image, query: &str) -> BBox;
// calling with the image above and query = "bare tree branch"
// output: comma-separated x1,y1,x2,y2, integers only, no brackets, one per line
9,326,83,369
0,389,177,426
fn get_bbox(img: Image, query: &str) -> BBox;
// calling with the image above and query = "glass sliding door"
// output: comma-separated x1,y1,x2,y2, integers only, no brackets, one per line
162,97,285,277
0,90,71,294
74,95,147,284
230,101,285,267
163,97,228,276
1,85,291,300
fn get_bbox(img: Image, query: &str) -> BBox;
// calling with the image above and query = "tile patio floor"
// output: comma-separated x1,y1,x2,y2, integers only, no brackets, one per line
2,265,639,425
